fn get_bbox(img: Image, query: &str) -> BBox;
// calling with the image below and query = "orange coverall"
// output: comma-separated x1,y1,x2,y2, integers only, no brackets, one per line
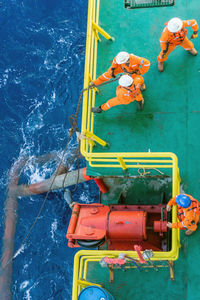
93,54,150,86
167,194,200,231
158,19,198,62
101,75,144,111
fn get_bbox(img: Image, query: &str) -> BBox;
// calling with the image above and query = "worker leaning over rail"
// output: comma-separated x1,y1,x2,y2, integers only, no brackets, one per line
89,51,150,88
91,74,145,113
167,194,200,236
158,17,198,72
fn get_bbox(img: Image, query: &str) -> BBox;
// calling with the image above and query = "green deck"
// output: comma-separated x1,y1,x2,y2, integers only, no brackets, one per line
86,0,200,197
84,1,200,299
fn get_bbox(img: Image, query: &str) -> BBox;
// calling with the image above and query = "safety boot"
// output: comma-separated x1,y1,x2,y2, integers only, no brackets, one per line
158,62,164,72
188,48,198,56
91,106,103,113
140,83,146,91
138,99,144,110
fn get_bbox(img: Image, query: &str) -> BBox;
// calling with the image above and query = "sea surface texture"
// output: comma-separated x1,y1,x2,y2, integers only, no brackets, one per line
0,0,98,299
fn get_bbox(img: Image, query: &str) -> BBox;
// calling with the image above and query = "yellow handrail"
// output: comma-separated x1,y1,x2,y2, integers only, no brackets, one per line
71,151,181,299
81,0,116,166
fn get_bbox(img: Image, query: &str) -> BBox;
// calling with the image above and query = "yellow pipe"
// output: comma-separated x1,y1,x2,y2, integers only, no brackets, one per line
87,159,173,163
75,248,179,263
81,151,178,158
89,163,174,169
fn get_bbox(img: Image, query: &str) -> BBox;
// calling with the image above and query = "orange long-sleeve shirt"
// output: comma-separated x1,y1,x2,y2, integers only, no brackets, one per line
160,19,199,49
101,75,144,111
167,194,200,231
115,76,143,104
111,54,150,75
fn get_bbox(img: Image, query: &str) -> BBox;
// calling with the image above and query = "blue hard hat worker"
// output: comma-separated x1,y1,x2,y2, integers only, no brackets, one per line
176,194,191,208
167,194,191,211
166,193,200,236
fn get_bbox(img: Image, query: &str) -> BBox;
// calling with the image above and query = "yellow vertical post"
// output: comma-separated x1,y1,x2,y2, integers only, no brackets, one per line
117,157,127,170
168,261,175,280
92,21,113,41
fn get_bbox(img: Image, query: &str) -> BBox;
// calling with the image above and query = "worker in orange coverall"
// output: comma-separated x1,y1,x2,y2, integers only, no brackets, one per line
91,74,145,113
158,17,198,72
166,194,200,235
89,51,150,88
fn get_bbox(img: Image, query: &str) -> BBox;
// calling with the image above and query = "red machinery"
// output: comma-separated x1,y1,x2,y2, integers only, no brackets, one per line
66,203,168,251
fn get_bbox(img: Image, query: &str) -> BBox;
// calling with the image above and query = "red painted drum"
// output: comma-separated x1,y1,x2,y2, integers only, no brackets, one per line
108,211,147,240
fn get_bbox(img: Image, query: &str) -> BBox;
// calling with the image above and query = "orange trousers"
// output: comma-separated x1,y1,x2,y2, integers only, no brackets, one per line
157,37,194,62
101,93,143,111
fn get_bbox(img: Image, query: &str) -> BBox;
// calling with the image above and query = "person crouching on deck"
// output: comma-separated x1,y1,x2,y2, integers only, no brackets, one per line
166,194,200,236
89,51,150,88
91,74,145,113
158,18,198,72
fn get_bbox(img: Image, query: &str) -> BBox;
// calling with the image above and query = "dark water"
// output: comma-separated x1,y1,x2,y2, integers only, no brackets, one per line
0,0,99,298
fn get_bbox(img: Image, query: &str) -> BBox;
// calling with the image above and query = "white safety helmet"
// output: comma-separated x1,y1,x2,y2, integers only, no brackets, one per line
116,51,129,64
167,18,182,33
119,75,133,87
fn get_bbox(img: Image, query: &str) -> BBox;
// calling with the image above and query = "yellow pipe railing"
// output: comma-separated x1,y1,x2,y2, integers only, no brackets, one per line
72,246,179,299
71,151,181,299
81,0,116,165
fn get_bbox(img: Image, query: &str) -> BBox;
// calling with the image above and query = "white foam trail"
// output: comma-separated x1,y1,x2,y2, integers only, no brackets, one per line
13,244,25,259
51,219,58,241
20,280,29,290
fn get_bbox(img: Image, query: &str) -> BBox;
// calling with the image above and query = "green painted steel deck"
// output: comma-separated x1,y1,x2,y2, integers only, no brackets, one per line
87,0,200,197
84,1,200,299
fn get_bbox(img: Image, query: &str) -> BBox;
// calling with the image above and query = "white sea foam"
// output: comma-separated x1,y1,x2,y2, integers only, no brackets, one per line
23,279,39,300
51,219,58,241
20,280,29,290
13,244,25,259
0,68,11,87
29,167,46,184
79,193,91,204
52,91,56,102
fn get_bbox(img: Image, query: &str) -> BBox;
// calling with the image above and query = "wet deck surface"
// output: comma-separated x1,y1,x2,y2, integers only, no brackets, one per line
85,0,200,299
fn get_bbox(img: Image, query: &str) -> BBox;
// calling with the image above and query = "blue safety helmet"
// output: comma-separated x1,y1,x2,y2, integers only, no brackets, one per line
176,194,191,208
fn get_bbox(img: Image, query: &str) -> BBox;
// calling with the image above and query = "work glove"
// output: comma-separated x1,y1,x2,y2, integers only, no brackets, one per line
111,68,116,78
133,69,141,75
166,205,171,212
124,71,133,76
162,52,167,59
89,82,95,88
167,222,172,228
191,31,198,39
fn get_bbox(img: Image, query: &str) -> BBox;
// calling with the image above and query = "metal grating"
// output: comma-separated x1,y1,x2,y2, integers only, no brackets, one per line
124,0,175,9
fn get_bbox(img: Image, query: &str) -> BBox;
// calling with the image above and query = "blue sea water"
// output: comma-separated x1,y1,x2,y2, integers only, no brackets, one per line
0,0,99,299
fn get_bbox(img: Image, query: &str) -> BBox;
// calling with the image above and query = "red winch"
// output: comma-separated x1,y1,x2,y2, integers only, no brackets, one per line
66,203,168,251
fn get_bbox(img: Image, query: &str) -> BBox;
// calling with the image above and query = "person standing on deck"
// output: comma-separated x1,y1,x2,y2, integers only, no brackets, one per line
158,18,198,72
91,74,145,113
89,51,150,89
166,194,200,236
